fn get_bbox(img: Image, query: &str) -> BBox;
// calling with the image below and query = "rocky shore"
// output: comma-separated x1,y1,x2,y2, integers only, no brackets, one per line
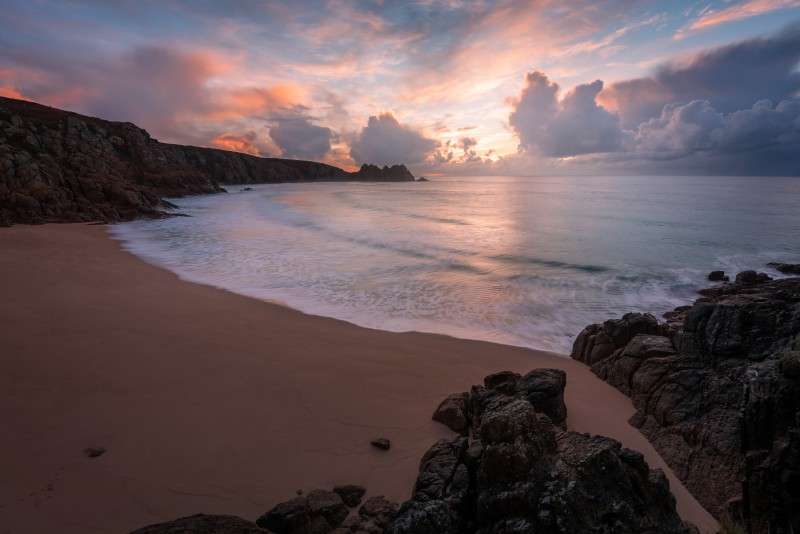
571,269,800,532
0,97,414,225
127,268,799,533
133,369,695,534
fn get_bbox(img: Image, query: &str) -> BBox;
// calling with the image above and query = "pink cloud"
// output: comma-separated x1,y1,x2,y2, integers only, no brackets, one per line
210,131,261,155
679,0,800,37
0,85,31,101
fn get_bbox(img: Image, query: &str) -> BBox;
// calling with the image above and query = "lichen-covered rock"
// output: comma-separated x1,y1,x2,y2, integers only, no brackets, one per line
571,276,800,532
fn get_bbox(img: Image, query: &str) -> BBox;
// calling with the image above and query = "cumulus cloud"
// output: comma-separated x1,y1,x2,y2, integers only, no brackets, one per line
635,98,800,159
507,61,800,174
349,112,437,165
269,112,334,161
600,24,800,128
509,71,629,157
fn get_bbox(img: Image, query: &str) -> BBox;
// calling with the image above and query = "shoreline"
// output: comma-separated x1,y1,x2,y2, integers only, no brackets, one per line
0,223,718,533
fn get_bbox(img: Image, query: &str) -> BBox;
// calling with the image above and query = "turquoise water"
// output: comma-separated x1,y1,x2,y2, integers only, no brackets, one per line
110,175,800,353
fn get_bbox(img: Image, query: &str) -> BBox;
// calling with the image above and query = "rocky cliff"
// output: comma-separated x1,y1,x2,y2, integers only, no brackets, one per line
571,272,800,532
0,97,415,225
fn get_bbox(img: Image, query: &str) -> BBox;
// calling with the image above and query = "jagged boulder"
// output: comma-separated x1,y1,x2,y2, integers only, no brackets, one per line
571,275,800,532
333,485,366,508
335,496,398,534
393,374,695,533
431,392,470,436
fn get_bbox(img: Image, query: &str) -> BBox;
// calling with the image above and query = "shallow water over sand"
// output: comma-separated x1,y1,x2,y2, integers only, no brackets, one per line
111,175,800,353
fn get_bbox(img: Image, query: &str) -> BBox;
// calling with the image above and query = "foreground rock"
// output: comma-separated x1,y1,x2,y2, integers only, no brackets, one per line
254,489,397,534
389,370,694,533
571,272,800,532
0,97,414,225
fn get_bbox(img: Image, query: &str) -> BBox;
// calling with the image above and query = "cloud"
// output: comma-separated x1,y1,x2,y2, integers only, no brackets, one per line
507,61,800,174
269,110,334,161
0,85,30,100
509,71,629,157
349,112,437,165
635,98,800,158
211,131,261,155
600,24,800,128
680,0,800,36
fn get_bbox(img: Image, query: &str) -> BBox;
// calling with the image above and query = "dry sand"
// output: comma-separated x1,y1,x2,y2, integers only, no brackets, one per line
0,224,718,533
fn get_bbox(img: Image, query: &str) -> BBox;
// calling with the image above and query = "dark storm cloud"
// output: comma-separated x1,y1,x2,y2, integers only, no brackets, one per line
635,99,800,165
601,23,800,129
349,113,437,165
507,23,800,174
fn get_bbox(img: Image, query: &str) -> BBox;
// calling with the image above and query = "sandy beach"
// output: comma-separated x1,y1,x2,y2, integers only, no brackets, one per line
0,224,717,533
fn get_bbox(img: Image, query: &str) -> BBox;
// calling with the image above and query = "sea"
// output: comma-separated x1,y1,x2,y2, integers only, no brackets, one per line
109,175,800,354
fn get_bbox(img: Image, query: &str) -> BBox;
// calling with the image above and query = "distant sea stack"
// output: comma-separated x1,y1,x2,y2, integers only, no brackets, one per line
0,97,415,225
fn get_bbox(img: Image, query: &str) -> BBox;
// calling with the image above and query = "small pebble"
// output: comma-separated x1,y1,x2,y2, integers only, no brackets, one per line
371,438,391,451
83,447,106,458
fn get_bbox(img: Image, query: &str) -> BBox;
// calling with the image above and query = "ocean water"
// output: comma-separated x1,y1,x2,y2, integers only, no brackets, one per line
109,175,799,354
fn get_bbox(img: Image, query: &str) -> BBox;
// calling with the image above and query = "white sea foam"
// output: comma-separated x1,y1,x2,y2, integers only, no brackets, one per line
109,176,800,354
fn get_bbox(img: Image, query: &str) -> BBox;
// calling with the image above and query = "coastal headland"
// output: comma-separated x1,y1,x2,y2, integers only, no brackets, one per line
0,96,414,226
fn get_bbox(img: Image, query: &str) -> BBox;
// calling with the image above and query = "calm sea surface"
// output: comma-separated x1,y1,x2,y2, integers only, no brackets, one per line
110,175,799,353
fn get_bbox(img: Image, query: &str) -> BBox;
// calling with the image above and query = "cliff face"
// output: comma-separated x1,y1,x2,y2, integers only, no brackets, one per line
571,273,800,533
0,97,414,225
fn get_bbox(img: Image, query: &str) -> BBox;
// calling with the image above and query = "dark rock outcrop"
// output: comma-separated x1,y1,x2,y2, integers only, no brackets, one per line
431,369,567,437
734,270,773,285
0,97,415,225
392,372,694,533
240,488,399,534
333,485,367,508
708,270,729,282
130,514,267,533
571,273,800,532
768,262,800,274
336,496,399,534
432,392,470,436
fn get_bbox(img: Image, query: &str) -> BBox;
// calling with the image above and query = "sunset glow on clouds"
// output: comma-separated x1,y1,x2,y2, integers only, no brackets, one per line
1,1,798,175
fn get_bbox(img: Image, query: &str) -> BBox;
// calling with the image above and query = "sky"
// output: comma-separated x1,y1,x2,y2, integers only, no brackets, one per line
1,0,799,176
